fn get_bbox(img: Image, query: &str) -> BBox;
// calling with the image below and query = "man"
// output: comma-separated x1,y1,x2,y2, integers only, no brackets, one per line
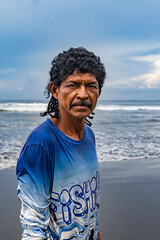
16,47,106,240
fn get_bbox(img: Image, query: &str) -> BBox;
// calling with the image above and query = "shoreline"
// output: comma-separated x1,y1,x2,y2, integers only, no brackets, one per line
1,155,160,171
1,157,160,239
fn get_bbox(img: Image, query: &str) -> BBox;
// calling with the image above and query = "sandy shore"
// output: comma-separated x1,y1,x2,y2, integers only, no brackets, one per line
99,157,160,240
0,168,21,239
1,157,160,240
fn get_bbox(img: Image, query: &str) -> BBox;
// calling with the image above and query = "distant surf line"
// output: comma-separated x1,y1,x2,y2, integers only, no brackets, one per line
1,102,160,112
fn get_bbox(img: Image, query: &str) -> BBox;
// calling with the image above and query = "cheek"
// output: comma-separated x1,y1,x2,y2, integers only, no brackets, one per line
91,92,99,104
58,93,73,108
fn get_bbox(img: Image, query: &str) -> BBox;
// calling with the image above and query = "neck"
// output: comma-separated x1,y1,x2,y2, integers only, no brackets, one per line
50,116,85,141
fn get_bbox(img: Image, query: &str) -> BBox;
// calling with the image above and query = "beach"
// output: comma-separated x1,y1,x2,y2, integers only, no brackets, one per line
1,100,160,169
0,100,160,239
99,158,160,240
0,168,21,238
1,157,160,240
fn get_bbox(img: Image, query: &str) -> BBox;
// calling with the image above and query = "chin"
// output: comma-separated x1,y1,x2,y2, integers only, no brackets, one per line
69,108,93,120
75,114,91,121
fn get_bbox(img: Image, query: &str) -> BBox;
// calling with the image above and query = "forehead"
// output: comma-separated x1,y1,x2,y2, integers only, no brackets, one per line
64,72,97,83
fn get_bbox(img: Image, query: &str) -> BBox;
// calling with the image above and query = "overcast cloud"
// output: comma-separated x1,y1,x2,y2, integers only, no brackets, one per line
0,0,160,100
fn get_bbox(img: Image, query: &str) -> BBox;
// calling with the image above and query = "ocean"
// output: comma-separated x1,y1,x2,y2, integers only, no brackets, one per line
0,100,160,169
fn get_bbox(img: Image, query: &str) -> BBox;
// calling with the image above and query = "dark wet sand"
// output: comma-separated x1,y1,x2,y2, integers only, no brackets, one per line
0,168,21,239
99,157,160,240
1,157,160,240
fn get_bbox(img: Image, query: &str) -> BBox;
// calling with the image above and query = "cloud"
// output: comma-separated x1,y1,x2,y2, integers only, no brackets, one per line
16,87,23,91
1,0,160,100
132,54,160,89
1,0,160,42
0,68,17,74
0,77,26,89
0,65,47,93
32,0,40,4
89,42,160,90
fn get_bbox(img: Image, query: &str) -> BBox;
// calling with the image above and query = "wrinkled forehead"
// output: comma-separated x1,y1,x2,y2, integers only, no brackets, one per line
64,71,98,83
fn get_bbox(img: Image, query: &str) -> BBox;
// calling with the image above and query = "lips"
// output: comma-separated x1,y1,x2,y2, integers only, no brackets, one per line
70,100,92,109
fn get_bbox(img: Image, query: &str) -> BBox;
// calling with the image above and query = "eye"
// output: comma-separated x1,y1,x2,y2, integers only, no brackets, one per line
66,82,80,88
66,83,76,88
67,84,75,87
87,84,98,89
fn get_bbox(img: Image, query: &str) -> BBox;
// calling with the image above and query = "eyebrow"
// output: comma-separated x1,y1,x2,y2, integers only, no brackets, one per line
66,80,98,85
67,81,80,83
86,81,98,85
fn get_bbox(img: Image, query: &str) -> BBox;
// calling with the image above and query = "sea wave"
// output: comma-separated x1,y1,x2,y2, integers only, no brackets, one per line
0,102,47,112
1,155,160,170
1,102,160,112
1,100,160,170
96,105,160,111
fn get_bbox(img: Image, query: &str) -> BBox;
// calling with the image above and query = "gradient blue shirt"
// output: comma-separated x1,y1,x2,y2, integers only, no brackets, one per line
17,118,100,240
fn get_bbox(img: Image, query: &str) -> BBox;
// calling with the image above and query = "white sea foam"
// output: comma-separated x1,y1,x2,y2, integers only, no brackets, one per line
0,102,47,112
0,100,160,169
0,159,17,170
96,104,160,111
1,102,160,112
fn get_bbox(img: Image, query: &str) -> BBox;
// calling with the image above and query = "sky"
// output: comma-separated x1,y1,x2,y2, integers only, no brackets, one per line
0,0,160,100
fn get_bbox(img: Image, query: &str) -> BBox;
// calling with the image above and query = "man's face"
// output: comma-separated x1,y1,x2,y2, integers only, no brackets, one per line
52,71,101,121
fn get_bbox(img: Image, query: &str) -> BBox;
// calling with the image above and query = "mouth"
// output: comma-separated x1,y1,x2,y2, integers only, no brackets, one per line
70,101,92,110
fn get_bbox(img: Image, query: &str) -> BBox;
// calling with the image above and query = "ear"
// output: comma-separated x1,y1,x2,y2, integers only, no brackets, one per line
49,82,58,99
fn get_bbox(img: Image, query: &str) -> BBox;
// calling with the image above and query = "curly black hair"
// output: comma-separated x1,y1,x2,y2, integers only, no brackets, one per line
41,47,106,126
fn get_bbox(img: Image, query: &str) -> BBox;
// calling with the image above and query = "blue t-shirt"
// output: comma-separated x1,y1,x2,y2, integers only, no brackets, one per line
17,118,100,240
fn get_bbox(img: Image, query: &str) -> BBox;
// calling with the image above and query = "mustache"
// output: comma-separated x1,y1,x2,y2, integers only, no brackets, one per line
70,100,92,109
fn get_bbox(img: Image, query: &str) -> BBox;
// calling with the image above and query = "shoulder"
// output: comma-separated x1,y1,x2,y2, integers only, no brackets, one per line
84,123,94,135
84,124,95,143
17,119,56,178
17,120,56,169
26,119,57,150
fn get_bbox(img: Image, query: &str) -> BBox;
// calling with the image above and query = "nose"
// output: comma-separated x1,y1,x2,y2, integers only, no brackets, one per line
77,86,89,99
